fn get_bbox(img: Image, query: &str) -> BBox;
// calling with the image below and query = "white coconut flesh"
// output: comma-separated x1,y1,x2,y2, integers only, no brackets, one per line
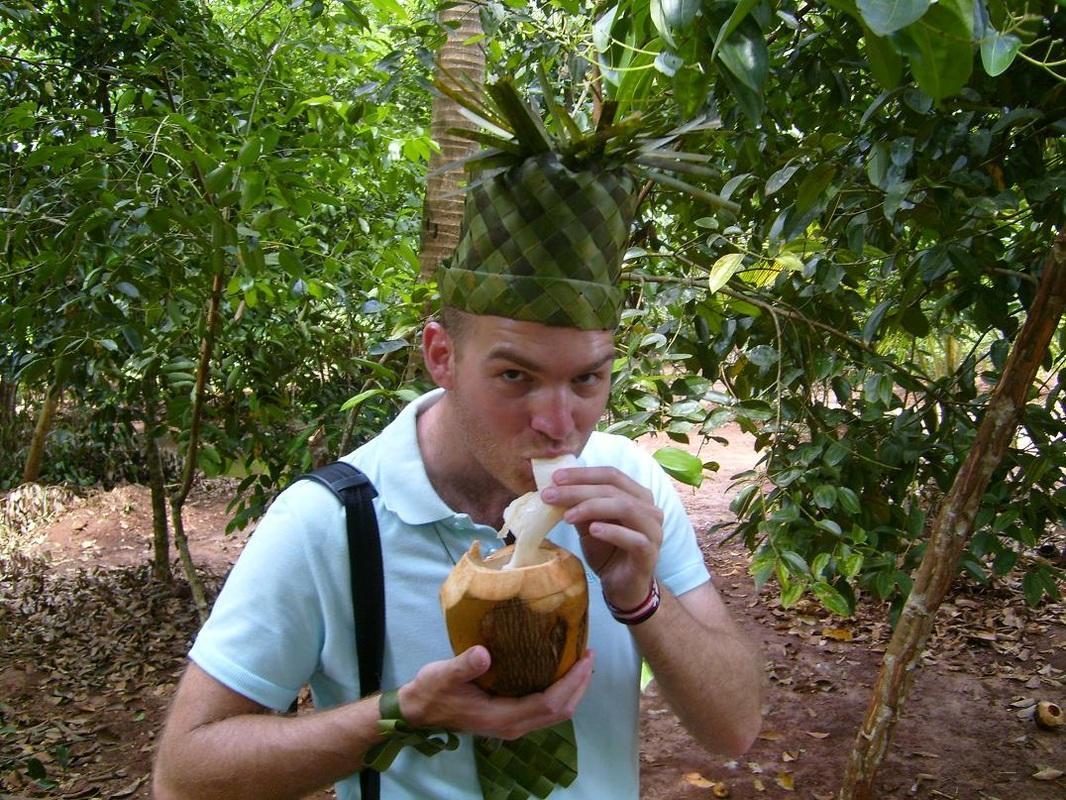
500,454,581,570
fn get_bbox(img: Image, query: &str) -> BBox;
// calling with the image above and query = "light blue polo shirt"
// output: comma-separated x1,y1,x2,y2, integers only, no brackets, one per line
189,389,710,799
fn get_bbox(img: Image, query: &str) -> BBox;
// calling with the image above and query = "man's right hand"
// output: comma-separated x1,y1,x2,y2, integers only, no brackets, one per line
397,646,594,740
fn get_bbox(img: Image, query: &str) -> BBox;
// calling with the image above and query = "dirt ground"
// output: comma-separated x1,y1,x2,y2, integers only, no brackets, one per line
1,423,1064,799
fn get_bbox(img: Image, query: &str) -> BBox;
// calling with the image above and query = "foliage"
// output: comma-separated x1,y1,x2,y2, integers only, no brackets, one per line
3,0,1064,616
626,0,1065,615
1,0,438,523
482,0,1065,615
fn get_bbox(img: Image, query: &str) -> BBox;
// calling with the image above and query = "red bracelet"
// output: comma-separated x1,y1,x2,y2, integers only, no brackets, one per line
604,579,660,625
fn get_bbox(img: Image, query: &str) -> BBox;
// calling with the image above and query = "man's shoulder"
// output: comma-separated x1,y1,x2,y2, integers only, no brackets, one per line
584,430,654,468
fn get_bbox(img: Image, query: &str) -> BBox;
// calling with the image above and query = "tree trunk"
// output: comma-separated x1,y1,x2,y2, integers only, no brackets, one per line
143,374,171,582
22,378,61,483
418,1,485,281
0,375,17,452
839,227,1066,800
170,250,226,622
403,2,485,383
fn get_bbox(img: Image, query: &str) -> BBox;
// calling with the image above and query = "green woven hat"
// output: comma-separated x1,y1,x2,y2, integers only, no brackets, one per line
440,153,636,330
434,75,738,332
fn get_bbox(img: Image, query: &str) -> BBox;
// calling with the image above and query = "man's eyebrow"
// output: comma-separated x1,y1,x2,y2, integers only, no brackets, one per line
486,346,614,375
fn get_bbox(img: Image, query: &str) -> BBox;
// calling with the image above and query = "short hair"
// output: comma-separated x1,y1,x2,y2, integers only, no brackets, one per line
439,305,471,346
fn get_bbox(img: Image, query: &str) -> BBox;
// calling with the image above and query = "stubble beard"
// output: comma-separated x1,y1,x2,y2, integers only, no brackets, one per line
446,390,533,502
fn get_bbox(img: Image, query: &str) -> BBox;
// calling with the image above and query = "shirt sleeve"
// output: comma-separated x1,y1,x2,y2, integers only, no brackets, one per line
647,456,712,596
188,481,348,711
592,435,711,596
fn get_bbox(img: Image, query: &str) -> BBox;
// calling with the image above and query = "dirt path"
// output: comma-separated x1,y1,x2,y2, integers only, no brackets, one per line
1,424,1064,798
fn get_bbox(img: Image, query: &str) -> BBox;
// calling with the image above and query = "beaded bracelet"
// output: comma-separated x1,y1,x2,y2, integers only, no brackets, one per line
604,579,660,625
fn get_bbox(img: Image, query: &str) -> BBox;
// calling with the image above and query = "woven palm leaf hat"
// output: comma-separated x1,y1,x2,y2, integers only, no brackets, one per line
429,74,739,800
436,75,738,331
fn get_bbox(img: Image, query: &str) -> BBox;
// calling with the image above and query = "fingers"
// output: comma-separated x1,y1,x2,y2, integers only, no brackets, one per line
551,466,650,499
451,645,491,682
402,649,595,740
491,650,595,740
542,470,663,549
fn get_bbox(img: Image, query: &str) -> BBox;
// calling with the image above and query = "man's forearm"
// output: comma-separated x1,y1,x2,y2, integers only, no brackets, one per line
631,587,763,756
153,695,382,800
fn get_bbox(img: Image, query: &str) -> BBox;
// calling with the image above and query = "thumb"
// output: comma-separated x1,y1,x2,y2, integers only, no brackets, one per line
451,645,491,683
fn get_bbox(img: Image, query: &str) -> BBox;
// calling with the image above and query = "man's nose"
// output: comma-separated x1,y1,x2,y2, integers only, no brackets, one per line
529,388,576,442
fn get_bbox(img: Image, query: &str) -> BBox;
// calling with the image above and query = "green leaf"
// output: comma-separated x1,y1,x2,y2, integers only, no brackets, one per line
711,0,760,61
747,344,779,369
301,94,335,107
650,0,699,48
811,552,831,578
765,163,800,196
863,28,903,88
717,24,769,93
900,305,930,337
653,446,704,486
815,519,843,537
813,484,838,509
1022,570,1046,606
593,5,619,53
780,578,805,607
708,253,744,293
812,581,852,616
237,136,262,167
893,1,974,101
204,163,233,194
340,388,386,412
794,163,837,217
980,31,1021,77
857,0,930,36
25,757,49,782
640,659,655,692
115,281,141,299
863,299,893,344
774,253,804,272
781,550,810,574
838,486,861,514
841,552,863,579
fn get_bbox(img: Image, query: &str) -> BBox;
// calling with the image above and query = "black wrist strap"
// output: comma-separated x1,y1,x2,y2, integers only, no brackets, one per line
299,461,384,800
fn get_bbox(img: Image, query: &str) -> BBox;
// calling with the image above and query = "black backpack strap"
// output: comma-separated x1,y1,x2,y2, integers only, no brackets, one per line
298,461,384,800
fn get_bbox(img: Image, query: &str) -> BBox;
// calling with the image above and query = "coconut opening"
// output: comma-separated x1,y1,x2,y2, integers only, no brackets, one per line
480,545,553,570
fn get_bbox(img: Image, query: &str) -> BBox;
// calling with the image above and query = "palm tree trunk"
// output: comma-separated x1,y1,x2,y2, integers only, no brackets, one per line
839,227,1066,800
418,2,485,280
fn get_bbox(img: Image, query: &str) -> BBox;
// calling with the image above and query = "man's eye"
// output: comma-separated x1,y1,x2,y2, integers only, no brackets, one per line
500,370,526,382
574,373,602,387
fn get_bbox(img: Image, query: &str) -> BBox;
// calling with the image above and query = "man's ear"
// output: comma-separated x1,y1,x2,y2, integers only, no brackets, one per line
422,321,456,388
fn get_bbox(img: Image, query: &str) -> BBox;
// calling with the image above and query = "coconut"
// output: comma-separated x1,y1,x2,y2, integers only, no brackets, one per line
439,539,588,697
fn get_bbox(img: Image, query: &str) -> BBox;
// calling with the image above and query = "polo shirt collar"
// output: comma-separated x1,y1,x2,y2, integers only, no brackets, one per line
369,388,457,526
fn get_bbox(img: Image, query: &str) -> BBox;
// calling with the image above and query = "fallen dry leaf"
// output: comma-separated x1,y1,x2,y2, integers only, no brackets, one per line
109,774,147,797
1032,767,1064,780
757,730,784,741
775,771,795,791
804,731,830,739
683,772,715,788
752,777,765,792
821,626,854,641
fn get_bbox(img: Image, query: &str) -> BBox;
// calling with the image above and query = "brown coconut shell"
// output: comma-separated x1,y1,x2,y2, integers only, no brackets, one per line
439,540,588,697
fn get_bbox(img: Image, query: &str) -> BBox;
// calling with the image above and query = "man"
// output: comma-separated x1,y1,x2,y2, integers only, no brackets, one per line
154,89,762,800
